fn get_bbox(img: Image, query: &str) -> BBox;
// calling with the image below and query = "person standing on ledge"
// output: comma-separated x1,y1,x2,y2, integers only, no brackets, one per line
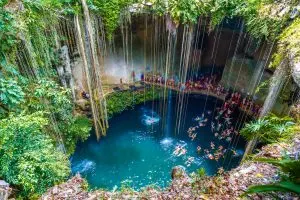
131,70,136,83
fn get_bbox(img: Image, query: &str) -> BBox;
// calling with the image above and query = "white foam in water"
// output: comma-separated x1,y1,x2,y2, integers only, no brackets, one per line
160,138,174,149
72,159,96,174
160,138,173,145
142,115,160,125
142,114,160,126
140,107,160,126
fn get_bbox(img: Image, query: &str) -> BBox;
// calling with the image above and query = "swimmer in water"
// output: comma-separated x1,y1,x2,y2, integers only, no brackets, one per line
231,149,237,156
173,146,182,155
224,117,232,125
210,142,215,149
217,123,222,131
197,146,201,153
208,154,214,160
199,122,206,127
194,116,201,121
191,133,197,141
211,122,215,132
214,132,219,137
204,149,209,154
178,148,187,156
185,156,195,166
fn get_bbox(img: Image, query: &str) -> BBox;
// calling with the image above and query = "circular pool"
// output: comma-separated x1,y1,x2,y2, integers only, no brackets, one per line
71,94,247,189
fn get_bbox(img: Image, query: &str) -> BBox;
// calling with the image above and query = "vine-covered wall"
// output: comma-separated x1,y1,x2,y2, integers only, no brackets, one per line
0,0,299,198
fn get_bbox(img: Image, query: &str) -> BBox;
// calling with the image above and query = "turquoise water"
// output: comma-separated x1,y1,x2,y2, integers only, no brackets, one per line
71,94,246,190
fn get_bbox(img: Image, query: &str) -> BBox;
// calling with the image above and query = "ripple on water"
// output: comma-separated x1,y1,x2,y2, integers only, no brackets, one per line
160,138,174,149
140,107,160,126
72,159,96,174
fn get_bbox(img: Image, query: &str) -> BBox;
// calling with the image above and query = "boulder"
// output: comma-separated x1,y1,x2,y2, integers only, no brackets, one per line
0,180,10,200
76,99,90,111
171,166,187,180
291,61,300,88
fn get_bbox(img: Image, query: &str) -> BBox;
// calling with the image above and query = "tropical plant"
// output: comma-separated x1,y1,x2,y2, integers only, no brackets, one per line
244,158,300,196
24,79,91,154
240,114,295,144
197,167,206,178
0,112,70,197
168,0,202,24
0,8,18,53
271,18,300,68
0,78,24,112
93,0,135,39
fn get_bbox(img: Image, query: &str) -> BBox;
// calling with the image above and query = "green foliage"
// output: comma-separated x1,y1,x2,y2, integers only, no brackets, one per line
210,0,243,27
244,181,300,196
0,78,24,111
60,115,92,153
196,167,206,178
271,18,300,68
236,0,284,40
257,158,300,182
25,79,73,119
168,0,202,24
92,0,135,39
244,158,300,196
24,79,91,154
0,112,70,196
240,114,295,144
106,87,162,118
0,8,18,53
149,0,291,39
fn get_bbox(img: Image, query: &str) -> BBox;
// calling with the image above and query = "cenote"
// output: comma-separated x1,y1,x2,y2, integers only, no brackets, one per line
71,93,247,190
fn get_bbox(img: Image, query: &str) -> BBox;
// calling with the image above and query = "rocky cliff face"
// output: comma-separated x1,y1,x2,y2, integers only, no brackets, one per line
0,180,11,200
291,60,300,88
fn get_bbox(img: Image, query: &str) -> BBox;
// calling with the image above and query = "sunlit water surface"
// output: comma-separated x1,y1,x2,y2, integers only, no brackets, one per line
71,94,246,190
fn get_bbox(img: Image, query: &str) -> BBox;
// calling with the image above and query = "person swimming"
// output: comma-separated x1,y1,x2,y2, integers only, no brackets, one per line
177,148,187,156
185,156,195,166
197,146,201,153
173,146,182,155
210,142,215,149
208,154,214,160
216,123,222,131
199,122,206,127
211,122,215,132
191,133,197,141
204,149,209,154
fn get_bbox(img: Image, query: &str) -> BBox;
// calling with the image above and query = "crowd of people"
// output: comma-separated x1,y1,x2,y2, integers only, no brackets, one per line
143,73,262,117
